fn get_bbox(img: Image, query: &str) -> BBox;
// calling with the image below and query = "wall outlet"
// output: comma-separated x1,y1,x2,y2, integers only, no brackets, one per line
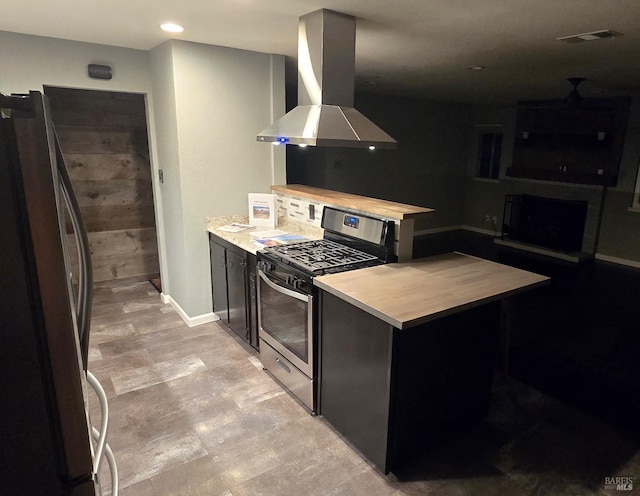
492,215,498,225
484,214,490,223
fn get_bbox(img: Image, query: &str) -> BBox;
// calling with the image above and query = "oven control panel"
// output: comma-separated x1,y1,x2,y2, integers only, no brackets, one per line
343,214,360,229
322,206,390,246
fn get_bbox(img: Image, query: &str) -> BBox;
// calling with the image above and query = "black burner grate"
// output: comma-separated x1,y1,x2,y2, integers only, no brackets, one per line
263,239,378,273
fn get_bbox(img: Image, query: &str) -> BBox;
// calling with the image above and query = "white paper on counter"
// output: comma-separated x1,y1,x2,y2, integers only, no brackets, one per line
249,229,287,238
217,223,255,232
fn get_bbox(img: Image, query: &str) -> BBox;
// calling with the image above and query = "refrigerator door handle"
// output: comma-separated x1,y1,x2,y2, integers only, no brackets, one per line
54,128,93,370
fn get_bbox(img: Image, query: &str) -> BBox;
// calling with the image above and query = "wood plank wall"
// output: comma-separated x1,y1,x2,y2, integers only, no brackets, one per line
45,87,160,282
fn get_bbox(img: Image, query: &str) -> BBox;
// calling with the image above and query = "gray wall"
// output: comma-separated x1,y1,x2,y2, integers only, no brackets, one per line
0,30,152,94
149,41,184,302
0,30,170,293
287,93,472,231
2,30,286,321
150,40,286,319
597,96,640,261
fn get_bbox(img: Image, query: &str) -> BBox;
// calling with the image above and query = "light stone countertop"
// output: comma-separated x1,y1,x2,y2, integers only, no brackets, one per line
206,215,323,255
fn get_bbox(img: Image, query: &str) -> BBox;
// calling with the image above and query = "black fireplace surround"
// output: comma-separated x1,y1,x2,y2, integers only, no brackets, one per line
502,194,588,253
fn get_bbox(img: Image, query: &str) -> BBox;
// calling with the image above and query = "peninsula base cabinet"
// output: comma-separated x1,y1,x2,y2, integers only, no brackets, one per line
319,290,500,474
209,233,258,351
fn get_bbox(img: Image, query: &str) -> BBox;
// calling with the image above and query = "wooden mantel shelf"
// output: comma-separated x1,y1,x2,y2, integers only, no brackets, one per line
271,184,434,221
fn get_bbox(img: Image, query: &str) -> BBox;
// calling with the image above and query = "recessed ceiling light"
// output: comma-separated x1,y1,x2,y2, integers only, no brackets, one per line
466,66,485,71
160,23,185,33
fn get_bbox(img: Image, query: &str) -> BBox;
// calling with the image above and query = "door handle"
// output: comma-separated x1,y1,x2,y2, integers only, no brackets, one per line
258,271,310,302
275,357,291,374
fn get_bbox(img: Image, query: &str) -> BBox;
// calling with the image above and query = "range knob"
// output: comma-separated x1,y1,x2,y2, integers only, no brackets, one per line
289,276,305,290
285,275,305,290
258,260,274,272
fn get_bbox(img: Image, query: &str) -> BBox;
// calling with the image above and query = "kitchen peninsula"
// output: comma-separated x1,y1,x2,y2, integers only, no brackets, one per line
315,253,549,474
207,187,549,475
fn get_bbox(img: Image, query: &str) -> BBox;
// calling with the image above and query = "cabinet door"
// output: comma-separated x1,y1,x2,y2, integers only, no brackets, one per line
248,272,259,350
226,249,248,339
247,253,259,350
209,238,229,322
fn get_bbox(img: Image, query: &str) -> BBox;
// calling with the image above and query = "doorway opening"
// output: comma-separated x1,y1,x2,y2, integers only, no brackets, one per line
44,86,160,286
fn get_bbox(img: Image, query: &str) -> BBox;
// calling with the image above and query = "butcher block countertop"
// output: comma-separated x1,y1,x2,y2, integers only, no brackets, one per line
314,252,550,330
271,184,434,220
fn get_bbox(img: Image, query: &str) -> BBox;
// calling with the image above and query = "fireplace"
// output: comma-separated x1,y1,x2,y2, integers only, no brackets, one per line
501,194,588,253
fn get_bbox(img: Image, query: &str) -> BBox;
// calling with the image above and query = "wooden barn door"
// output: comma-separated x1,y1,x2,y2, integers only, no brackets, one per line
45,86,160,283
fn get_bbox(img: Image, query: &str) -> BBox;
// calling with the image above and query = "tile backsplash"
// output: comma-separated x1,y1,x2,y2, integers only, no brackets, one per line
276,194,324,227
272,186,420,261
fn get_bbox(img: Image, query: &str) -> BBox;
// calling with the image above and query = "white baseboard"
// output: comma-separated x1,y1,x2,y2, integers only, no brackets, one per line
494,239,593,263
411,226,640,269
160,293,219,327
461,225,500,237
414,225,499,237
414,225,461,236
595,253,640,269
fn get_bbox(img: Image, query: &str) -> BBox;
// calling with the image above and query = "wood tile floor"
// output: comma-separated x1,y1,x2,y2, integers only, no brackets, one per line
88,277,640,496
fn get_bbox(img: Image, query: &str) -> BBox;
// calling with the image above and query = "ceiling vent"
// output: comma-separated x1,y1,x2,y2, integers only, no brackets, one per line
557,29,621,43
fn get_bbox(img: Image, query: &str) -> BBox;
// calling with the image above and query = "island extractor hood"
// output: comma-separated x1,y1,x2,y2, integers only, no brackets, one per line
257,9,397,149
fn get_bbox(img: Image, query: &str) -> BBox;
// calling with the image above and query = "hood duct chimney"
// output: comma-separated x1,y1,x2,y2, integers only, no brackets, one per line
257,9,397,149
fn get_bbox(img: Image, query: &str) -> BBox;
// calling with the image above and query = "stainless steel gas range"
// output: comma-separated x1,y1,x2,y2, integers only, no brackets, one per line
257,207,395,413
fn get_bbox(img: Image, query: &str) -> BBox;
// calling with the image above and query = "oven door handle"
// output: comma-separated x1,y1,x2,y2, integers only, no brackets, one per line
258,270,310,302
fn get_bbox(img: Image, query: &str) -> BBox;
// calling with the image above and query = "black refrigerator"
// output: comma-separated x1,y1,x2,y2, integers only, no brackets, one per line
1,91,115,495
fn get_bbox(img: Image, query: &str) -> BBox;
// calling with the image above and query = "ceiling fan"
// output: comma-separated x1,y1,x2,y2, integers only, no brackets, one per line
521,77,595,109
564,77,586,104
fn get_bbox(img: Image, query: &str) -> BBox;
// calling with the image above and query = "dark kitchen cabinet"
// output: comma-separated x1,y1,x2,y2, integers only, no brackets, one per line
247,253,259,349
319,290,500,474
226,249,247,336
208,233,259,351
209,239,229,322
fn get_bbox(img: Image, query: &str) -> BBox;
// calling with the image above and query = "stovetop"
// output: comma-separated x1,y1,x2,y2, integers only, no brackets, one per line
261,239,379,274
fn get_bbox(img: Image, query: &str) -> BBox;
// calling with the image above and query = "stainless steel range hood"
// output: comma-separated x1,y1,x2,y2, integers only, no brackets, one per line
257,9,397,149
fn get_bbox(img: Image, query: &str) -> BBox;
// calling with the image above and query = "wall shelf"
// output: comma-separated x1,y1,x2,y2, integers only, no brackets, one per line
508,96,631,186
